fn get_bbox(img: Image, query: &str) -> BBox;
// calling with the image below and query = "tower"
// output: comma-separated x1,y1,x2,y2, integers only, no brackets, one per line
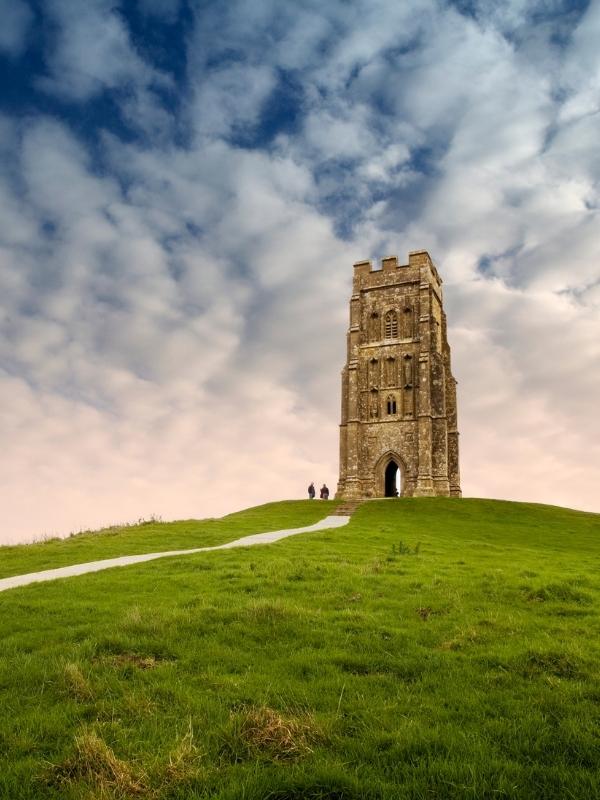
336,250,461,499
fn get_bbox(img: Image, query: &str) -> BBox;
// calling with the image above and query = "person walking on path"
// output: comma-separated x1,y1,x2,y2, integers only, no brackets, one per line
320,484,330,500
308,482,315,499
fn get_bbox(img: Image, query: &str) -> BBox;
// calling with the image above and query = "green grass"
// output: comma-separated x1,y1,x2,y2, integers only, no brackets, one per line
0,500,338,580
1,497,600,799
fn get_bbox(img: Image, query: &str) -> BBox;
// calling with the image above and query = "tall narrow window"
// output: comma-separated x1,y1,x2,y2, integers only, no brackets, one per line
386,394,397,415
384,310,398,339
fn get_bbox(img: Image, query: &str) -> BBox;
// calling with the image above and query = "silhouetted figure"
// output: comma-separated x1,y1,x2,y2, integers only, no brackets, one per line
308,482,315,499
320,484,330,500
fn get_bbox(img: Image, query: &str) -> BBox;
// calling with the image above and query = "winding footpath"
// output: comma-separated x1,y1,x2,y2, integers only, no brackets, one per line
0,515,350,594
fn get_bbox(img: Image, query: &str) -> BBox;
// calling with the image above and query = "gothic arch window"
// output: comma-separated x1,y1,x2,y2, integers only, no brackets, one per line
384,310,398,339
386,394,397,415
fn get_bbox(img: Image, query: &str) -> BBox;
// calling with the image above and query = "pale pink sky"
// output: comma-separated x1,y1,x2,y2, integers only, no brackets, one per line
1,0,599,544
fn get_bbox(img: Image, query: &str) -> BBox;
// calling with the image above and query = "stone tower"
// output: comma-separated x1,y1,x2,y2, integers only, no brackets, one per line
336,250,461,499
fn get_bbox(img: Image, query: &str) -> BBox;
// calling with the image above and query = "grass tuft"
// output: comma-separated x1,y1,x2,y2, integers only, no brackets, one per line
226,705,321,761
521,650,583,679
524,582,592,604
106,653,164,670
47,728,148,796
245,599,292,624
61,661,93,702
161,721,204,785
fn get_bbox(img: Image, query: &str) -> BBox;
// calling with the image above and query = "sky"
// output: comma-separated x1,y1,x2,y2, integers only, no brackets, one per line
0,0,599,544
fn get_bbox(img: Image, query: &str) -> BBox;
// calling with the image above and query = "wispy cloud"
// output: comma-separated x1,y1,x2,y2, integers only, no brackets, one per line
0,0,598,542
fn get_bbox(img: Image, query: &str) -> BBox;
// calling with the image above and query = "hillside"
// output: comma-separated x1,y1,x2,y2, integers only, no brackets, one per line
1,498,599,799
0,501,338,581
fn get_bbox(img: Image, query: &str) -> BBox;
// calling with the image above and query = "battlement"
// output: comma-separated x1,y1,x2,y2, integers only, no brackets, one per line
353,250,442,286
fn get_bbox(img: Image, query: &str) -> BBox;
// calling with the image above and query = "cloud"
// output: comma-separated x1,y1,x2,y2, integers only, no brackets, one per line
451,279,600,512
0,0,32,57
36,0,173,141
0,367,338,544
190,63,277,139
0,114,354,541
39,0,145,99
0,0,599,544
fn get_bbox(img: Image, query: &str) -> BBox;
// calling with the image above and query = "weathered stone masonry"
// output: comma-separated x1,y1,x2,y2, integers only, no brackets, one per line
336,250,462,499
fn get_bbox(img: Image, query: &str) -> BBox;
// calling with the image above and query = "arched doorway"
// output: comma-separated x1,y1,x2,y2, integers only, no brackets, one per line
384,460,401,497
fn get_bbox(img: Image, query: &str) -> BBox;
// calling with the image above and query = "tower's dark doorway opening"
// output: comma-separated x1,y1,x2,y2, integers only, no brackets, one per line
385,461,401,497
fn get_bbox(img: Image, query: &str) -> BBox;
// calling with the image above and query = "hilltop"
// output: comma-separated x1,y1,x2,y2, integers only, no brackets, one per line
1,498,599,799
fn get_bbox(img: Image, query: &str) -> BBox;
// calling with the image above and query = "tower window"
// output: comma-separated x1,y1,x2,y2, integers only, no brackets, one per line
386,395,397,415
384,310,398,339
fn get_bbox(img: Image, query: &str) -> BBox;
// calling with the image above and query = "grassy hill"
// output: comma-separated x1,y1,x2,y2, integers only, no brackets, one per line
1,498,599,799
0,501,338,581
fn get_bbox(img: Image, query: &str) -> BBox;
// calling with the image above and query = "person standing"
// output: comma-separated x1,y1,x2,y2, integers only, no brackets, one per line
320,483,329,500
308,482,315,499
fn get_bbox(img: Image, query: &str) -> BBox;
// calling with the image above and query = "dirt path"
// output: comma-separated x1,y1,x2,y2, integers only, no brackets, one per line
0,515,350,593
